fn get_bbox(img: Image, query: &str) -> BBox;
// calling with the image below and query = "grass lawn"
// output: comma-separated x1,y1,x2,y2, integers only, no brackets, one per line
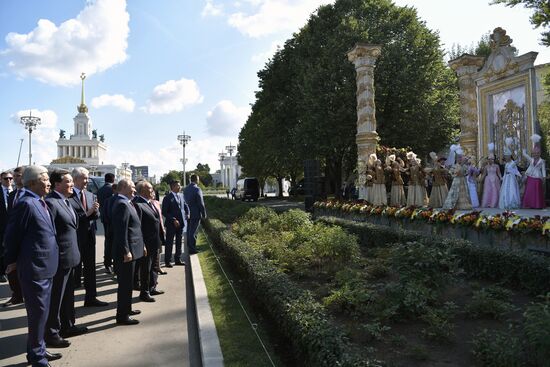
196,231,286,367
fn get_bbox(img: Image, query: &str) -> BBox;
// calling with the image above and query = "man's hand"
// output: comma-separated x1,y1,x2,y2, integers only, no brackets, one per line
144,247,148,257
6,263,16,274
173,218,180,229
124,252,133,263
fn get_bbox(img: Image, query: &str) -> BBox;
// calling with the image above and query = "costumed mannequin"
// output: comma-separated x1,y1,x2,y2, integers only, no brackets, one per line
498,137,521,209
406,153,428,207
371,157,388,205
427,152,449,208
522,134,546,208
480,143,502,208
387,155,406,206
466,157,480,208
442,145,472,210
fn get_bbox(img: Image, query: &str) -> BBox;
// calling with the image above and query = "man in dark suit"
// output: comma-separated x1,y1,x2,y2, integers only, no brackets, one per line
69,167,107,307
44,170,84,348
3,166,25,306
112,179,145,325
96,173,115,274
161,180,189,267
0,171,12,283
4,165,62,366
184,174,207,255
133,180,163,302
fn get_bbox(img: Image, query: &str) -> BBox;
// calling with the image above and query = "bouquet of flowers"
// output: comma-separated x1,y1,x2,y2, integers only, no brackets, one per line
429,209,454,224
411,207,434,221
370,205,386,216
382,206,400,217
395,206,416,219
450,211,482,227
359,204,373,214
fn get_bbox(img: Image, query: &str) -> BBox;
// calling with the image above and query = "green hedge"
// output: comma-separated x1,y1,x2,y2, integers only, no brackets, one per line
203,219,374,367
317,216,550,296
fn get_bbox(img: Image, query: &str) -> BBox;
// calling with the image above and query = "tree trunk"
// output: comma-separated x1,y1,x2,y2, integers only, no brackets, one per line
277,176,284,198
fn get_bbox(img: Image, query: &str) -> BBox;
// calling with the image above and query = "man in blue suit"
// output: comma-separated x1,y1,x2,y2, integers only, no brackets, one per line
96,173,115,274
44,170,85,348
4,165,62,366
161,180,189,267
183,174,207,255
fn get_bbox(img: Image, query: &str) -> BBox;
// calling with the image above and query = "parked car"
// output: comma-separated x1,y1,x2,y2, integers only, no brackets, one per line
236,177,260,201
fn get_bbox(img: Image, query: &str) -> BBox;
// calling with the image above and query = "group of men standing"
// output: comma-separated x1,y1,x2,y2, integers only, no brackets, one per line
0,166,206,367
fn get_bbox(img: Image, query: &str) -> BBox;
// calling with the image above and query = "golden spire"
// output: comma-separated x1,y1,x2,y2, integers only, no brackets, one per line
78,72,88,113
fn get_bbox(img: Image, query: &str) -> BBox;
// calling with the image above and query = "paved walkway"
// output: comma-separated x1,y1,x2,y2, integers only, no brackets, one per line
0,229,199,367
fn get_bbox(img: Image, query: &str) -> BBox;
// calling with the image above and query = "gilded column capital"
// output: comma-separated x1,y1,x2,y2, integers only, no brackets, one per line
347,43,382,68
448,54,485,78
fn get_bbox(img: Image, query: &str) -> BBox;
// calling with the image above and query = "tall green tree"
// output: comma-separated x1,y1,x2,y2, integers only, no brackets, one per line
187,163,213,187
492,0,550,46
239,0,460,193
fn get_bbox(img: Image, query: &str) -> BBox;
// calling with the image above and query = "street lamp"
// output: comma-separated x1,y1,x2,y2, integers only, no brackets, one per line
20,111,41,165
178,132,191,186
218,152,226,187
225,143,236,189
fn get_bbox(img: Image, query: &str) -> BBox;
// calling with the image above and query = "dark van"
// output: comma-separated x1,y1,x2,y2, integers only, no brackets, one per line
236,177,260,201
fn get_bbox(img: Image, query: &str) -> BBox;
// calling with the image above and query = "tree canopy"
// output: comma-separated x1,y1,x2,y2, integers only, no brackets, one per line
492,0,550,46
238,0,460,193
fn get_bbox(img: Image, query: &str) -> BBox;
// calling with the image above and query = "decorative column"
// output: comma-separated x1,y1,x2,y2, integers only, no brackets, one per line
347,43,382,200
449,55,485,161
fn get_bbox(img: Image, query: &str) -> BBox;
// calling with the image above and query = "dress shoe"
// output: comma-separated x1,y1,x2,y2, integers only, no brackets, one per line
157,269,167,275
104,266,112,274
129,309,141,315
139,293,156,302
46,337,71,348
2,296,24,307
45,351,62,361
175,261,186,266
84,298,108,307
60,325,88,338
165,263,173,268
150,289,165,296
116,317,139,325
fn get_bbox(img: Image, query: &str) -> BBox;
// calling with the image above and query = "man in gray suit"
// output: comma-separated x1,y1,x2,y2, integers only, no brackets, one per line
183,174,207,255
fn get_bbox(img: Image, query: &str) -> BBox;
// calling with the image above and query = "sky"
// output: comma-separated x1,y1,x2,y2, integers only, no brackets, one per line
0,0,549,179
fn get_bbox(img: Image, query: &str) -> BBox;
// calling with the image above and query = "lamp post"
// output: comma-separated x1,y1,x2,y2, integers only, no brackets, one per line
20,111,41,165
225,143,236,189
218,152,226,187
178,132,191,186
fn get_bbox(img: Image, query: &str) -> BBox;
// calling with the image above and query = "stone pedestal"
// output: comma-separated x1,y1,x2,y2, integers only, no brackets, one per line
348,43,382,199
449,55,485,161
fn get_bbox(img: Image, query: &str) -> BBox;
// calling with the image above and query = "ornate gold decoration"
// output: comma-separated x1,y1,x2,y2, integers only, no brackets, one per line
489,27,513,50
78,72,88,113
51,156,86,164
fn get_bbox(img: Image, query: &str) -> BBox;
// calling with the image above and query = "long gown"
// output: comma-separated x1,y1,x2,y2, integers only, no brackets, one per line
390,165,406,206
498,160,521,210
406,165,428,207
442,163,472,210
428,165,448,208
467,165,480,208
371,165,387,206
481,164,500,208
521,154,546,209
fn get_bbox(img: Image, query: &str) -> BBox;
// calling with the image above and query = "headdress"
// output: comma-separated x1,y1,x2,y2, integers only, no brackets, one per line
385,154,396,167
429,151,438,163
503,137,513,157
445,144,461,167
487,143,495,160
368,153,377,167
531,134,541,154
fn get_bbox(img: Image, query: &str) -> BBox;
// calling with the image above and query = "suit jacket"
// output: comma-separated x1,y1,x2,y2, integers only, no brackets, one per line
4,191,58,280
104,193,120,225
69,189,98,247
183,183,207,220
7,188,24,212
96,183,113,223
161,192,188,230
45,192,81,270
112,197,144,261
133,196,162,252
0,187,8,234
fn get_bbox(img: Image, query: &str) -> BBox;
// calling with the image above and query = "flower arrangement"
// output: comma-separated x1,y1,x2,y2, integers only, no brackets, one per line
450,211,482,227
395,206,416,219
429,209,454,224
411,207,434,221
370,205,385,216
382,206,400,217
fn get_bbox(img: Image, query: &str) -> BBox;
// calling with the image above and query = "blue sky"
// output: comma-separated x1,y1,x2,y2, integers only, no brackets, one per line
1,0,549,178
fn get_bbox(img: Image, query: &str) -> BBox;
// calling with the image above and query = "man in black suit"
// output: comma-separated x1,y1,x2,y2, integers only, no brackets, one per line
183,174,207,255
133,180,164,302
161,180,189,267
70,167,107,307
44,170,85,348
112,179,145,325
3,166,25,306
96,173,115,274
0,171,12,283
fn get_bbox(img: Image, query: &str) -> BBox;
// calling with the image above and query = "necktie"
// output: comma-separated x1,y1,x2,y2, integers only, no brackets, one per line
81,191,87,210
3,188,7,209
65,199,76,221
39,199,51,218
14,189,21,204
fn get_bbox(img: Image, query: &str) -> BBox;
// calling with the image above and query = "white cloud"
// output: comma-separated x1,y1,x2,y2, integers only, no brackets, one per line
227,0,332,38
202,0,224,17
206,100,250,137
91,94,135,112
251,40,282,63
143,77,204,114
2,0,129,86
11,109,59,166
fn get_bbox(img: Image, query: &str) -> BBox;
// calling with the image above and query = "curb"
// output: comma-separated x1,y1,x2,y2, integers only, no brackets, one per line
190,253,224,367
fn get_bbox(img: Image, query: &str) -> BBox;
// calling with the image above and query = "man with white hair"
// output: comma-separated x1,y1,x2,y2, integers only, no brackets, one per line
69,167,106,307
4,165,62,366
